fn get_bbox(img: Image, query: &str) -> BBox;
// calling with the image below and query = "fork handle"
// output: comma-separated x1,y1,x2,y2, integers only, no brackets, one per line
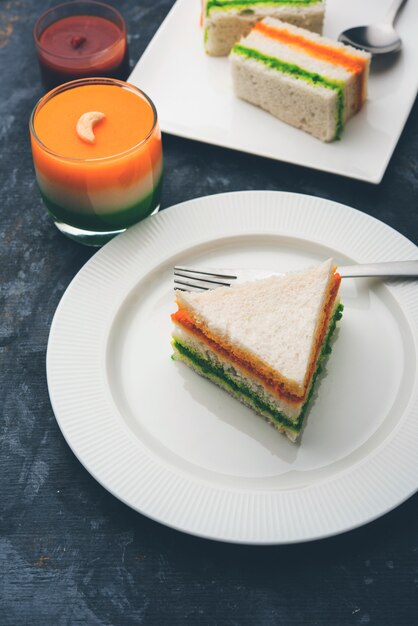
339,260,418,278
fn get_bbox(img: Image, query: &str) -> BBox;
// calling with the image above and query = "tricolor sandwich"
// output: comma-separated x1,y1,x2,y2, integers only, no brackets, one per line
230,18,371,141
202,0,325,56
171,259,343,442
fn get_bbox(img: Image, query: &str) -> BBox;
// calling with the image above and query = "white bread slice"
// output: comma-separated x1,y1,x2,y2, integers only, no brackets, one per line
174,258,336,396
203,0,325,56
230,18,371,141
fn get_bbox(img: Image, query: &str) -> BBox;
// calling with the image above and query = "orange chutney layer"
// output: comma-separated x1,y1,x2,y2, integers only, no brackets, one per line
254,22,367,76
31,84,162,191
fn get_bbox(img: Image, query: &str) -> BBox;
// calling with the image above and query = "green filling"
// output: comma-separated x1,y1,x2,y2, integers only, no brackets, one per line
232,44,345,140
39,173,163,232
173,303,344,435
206,0,322,17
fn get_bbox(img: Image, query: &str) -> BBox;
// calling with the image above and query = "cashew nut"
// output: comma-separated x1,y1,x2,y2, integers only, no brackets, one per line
76,111,106,144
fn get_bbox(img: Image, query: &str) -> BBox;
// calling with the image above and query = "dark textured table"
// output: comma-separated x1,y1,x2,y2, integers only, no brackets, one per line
1,1,418,624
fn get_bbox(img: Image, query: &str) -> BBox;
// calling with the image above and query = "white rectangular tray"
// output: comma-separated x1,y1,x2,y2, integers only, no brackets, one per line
129,0,418,183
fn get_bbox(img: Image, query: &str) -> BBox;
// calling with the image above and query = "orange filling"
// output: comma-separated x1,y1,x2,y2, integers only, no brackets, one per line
173,272,341,405
254,22,367,107
255,22,366,75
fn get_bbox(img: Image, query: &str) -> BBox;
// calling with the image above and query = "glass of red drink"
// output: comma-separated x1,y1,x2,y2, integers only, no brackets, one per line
33,1,130,91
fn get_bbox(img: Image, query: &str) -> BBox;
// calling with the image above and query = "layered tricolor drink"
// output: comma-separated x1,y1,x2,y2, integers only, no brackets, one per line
30,78,163,245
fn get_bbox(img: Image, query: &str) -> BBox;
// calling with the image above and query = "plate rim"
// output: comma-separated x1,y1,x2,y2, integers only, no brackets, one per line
47,190,418,544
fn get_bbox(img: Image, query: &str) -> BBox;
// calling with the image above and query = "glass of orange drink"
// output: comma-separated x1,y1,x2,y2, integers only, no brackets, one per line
30,78,163,245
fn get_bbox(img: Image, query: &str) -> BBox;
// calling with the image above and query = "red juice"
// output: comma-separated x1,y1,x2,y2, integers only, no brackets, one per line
34,5,130,90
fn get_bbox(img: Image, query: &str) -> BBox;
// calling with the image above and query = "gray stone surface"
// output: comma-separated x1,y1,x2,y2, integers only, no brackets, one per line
1,1,418,624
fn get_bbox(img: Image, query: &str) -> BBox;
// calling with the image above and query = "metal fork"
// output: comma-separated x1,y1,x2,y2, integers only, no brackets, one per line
174,260,418,291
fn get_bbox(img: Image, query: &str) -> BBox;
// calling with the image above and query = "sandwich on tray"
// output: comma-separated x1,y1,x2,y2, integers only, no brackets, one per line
230,17,371,141
171,258,343,442
202,0,325,56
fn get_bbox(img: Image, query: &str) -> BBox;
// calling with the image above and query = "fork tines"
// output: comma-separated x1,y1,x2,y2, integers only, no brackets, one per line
173,266,237,292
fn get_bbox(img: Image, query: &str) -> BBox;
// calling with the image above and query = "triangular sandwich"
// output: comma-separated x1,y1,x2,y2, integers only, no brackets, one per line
171,259,343,442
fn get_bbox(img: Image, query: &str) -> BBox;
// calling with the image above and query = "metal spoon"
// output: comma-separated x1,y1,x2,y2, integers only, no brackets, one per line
338,0,408,55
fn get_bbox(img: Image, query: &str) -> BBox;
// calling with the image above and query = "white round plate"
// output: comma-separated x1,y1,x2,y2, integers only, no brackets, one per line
47,191,418,544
